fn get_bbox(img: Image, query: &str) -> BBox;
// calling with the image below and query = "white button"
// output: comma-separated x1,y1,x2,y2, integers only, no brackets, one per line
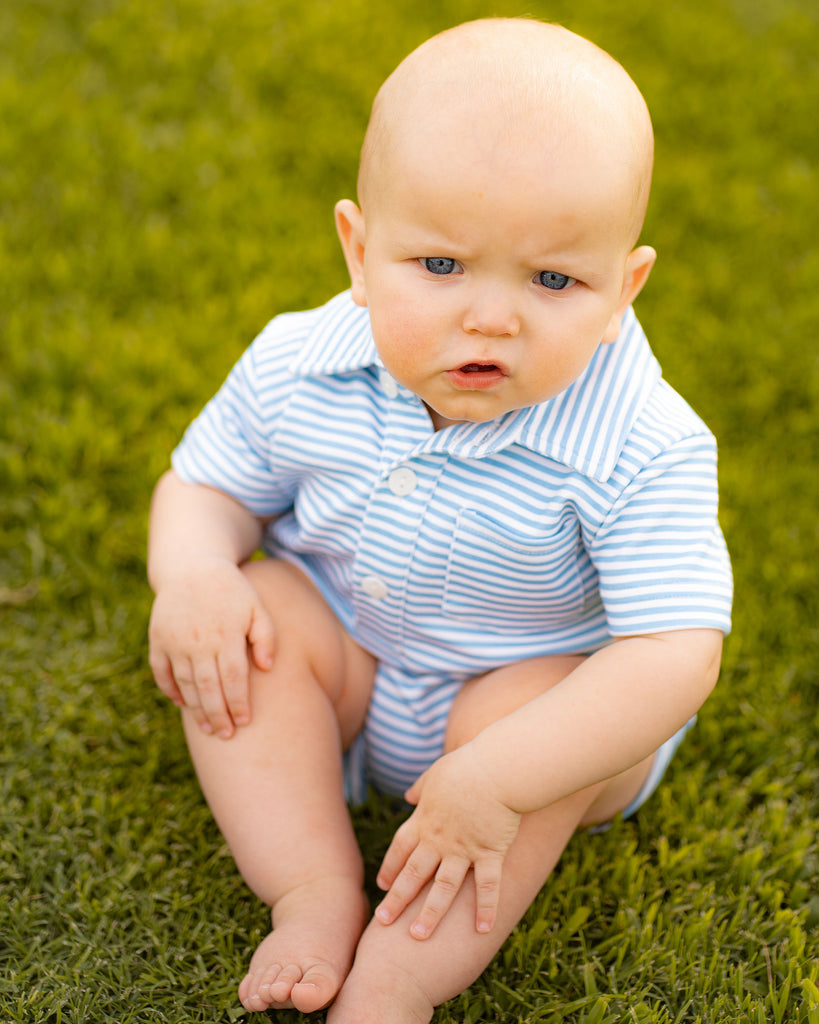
388,467,417,497
379,370,399,399
361,575,389,600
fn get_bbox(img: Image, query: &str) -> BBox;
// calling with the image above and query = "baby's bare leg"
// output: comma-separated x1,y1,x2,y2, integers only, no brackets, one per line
328,790,601,1023
181,560,375,1014
328,655,654,1024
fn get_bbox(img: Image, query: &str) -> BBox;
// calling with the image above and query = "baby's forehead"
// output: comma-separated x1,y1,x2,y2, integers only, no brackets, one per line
360,19,653,234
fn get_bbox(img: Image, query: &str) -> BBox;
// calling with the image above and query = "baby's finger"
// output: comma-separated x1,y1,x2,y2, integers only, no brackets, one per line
404,771,427,806
473,855,504,935
149,651,185,707
168,657,211,732
408,856,471,940
189,658,233,737
376,820,417,890
167,655,198,707
217,643,251,728
375,846,441,926
248,604,276,672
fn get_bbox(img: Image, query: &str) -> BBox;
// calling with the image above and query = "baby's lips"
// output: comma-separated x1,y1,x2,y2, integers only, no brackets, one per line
457,360,509,375
445,361,510,390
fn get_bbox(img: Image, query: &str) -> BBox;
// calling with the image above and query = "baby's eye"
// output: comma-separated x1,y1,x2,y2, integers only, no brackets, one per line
537,270,576,291
420,257,460,275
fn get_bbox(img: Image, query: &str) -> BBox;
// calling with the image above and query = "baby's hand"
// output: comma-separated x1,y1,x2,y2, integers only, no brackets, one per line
374,748,521,940
148,557,276,738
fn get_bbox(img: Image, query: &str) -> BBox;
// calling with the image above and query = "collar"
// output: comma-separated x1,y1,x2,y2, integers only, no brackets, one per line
290,291,661,483
290,291,382,377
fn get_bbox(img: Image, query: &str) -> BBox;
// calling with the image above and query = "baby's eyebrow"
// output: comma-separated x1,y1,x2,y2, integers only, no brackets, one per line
528,248,601,274
398,232,465,253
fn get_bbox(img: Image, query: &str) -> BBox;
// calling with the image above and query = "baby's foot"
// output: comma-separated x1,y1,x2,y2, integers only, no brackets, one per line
238,876,369,1014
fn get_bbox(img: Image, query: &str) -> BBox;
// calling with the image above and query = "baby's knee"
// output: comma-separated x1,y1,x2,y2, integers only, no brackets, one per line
241,558,375,736
240,557,314,613
241,559,341,653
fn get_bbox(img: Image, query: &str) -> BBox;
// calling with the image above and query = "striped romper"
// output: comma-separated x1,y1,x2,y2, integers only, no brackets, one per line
172,291,733,808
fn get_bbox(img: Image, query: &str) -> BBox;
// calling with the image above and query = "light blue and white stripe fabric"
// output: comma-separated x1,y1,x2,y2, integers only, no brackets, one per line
173,290,732,797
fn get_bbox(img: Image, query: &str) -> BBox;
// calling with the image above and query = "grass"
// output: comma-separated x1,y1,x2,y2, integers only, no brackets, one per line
1,0,817,1020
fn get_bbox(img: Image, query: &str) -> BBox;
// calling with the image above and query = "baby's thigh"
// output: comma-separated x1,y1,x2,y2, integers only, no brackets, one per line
241,558,376,747
445,654,586,751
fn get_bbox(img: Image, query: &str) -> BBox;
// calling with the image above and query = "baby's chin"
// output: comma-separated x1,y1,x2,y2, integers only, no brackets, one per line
424,405,465,431
424,400,517,432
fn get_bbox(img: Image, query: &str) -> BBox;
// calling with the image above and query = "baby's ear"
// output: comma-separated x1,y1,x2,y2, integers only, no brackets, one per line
335,199,368,306
602,245,656,342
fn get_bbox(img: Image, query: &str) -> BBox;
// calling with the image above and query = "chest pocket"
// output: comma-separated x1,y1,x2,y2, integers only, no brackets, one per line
442,508,585,635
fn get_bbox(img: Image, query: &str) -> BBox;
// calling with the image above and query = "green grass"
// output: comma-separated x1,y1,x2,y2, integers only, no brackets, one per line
1,0,817,1021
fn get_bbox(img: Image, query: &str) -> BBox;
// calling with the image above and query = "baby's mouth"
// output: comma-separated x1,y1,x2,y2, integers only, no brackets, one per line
446,362,509,390
461,363,499,373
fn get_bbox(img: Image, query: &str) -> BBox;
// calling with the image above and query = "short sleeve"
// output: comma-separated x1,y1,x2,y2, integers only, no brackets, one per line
171,327,297,517
589,433,733,636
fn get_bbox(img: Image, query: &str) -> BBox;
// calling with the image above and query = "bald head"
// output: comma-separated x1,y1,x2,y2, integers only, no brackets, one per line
358,18,654,245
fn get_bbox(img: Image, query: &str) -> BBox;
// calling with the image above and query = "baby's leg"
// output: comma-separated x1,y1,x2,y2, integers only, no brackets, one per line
181,560,376,1014
328,655,654,1024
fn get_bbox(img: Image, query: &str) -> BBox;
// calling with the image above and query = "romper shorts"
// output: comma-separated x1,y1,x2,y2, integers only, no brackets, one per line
342,661,696,826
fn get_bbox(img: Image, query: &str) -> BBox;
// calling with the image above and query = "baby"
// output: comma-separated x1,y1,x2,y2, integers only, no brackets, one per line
148,17,732,1023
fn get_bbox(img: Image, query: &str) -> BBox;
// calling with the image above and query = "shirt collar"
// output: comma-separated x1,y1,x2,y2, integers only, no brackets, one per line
290,291,381,377
291,291,661,483
509,309,661,481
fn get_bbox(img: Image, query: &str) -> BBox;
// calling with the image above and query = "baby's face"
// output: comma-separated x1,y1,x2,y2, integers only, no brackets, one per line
348,137,652,429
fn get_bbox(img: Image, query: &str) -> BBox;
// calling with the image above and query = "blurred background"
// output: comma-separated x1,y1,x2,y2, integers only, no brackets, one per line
1,1,817,1021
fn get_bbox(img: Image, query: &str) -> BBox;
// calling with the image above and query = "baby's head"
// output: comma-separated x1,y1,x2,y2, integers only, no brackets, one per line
336,18,658,429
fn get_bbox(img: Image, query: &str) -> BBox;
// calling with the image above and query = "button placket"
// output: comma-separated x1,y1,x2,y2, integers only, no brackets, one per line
353,462,426,650
353,391,442,650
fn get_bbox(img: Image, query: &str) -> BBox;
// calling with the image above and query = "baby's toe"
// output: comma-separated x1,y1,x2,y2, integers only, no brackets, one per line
239,961,284,1011
292,961,342,1014
238,982,270,1013
268,961,304,1004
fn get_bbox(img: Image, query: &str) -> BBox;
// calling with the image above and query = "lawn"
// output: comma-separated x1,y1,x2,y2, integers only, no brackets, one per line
1,0,817,1021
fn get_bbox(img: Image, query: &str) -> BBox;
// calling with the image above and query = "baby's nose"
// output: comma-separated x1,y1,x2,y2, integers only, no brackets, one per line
462,286,521,337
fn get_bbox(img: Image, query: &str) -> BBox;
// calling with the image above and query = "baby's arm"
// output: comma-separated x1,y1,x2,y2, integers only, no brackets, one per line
147,469,276,738
376,629,722,937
